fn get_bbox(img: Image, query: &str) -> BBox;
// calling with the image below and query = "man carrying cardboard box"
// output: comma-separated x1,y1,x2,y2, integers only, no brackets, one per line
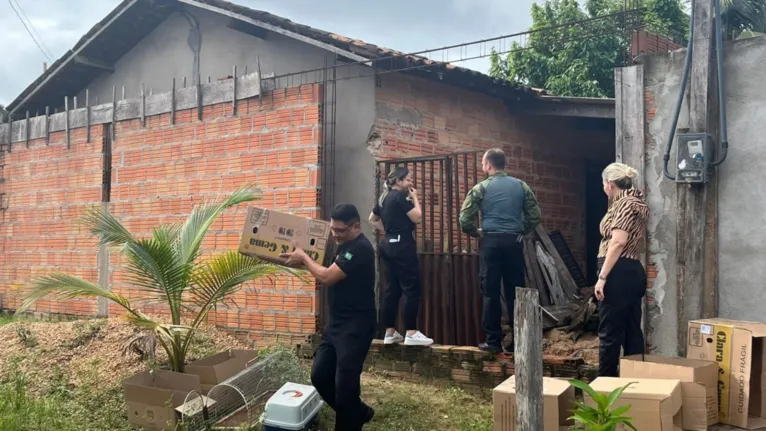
280,204,376,431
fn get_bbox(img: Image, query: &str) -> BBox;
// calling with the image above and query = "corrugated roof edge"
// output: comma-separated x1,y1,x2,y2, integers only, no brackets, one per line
6,0,545,114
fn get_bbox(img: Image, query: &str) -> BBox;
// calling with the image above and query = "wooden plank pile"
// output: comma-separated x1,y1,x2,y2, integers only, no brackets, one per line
523,225,596,334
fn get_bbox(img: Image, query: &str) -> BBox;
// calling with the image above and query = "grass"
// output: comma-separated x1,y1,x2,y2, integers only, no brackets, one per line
0,366,491,431
0,314,15,326
348,373,493,431
0,319,493,431
0,363,131,431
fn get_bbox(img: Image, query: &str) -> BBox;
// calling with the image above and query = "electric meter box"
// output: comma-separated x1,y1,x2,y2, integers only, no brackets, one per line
261,382,323,431
675,132,714,184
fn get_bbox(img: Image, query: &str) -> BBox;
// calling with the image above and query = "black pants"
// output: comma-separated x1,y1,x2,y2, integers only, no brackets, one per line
597,257,647,377
379,238,420,331
311,320,375,431
479,233,525,348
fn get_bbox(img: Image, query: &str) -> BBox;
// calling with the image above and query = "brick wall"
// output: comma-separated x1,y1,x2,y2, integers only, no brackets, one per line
0,84,323,346
0,127,105,316
372,74,613,270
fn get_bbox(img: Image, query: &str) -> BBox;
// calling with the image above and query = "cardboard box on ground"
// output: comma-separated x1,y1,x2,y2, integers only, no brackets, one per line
586,377,683,431
238,207,335,268
492,375,575,431
186,349,259,394
620,354,719,430
123,350,258,430
123,370,201,431
686,318,766,429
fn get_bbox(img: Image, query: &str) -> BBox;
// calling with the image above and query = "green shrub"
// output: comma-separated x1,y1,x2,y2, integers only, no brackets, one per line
568,379,637,431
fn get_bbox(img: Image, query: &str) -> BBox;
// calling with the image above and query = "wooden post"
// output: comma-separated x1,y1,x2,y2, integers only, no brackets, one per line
140,83,146,127
85,89,91,143
677,0,717,356
64,97,70,150
614,64,648,338
171,78,176,125
514,287,543,430
44,106,49,145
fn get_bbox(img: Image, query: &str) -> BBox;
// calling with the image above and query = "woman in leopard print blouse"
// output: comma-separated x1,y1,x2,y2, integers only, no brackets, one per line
595,162,649,377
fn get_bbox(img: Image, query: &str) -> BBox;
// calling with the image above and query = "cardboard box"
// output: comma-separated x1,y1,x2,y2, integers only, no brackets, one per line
238,207,333,267
586,377,683,431
687,318,766,429
620,354,718,430
492,375,575,431
123,369,201,431
185,349,259,393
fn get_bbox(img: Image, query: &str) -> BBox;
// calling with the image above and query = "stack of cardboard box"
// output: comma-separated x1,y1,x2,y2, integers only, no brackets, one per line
492,318,766,431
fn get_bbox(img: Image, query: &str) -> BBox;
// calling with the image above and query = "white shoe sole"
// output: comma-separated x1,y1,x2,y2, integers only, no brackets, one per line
384,337,403,345
404,338,434,346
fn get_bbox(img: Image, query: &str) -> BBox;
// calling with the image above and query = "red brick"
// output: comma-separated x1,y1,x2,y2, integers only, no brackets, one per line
371,74,611,272
0,86,323,336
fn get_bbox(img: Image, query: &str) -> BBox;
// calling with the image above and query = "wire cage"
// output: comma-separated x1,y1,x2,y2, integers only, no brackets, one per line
180,348,310,431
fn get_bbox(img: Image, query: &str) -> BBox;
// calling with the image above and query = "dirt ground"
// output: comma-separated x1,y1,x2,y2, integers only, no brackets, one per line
543,328,599,365
0,317,493,431
0,317,250,394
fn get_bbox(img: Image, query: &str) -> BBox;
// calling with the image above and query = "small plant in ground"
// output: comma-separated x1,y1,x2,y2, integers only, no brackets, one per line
256,344,310,386
64,320,105,349
17,187,302,372
567,379,637,431
14,326,38,348
48,365,73,399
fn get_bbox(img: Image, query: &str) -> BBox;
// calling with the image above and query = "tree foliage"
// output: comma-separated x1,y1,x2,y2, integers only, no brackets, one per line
490,0,765,98
489,0,687,98
719,0,766,36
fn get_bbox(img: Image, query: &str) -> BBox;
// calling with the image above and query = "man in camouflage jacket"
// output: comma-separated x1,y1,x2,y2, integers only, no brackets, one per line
459,148,541,353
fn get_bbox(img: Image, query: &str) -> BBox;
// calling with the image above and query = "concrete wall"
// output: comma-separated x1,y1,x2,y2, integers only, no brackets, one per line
716,38,766,321
641,37,766,355
79,5,377,238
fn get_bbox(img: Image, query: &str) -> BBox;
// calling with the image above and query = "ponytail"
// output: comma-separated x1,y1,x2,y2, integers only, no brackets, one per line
378,183,392,207
378,166,410,207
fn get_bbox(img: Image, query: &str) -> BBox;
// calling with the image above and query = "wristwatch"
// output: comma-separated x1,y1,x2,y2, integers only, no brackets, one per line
598,274,608,281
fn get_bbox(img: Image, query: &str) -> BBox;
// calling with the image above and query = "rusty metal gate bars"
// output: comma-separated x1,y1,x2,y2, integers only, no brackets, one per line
374,151,486,346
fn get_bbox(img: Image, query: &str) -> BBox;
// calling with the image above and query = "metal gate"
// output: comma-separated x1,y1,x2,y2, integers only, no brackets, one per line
374,151,486,346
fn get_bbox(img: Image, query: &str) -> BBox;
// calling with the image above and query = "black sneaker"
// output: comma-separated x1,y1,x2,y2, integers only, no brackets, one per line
478,343,503,354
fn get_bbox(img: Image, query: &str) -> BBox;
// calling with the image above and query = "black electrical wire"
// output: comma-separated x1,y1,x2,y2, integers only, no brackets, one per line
664,0,730,179
710,0,729,166
663,5,695,181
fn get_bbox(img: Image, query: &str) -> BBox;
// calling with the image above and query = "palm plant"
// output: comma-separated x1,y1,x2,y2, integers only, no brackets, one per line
17,187,299,372
720,0,766,37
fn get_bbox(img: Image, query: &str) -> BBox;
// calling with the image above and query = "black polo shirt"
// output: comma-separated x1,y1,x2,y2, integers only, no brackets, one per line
328,233,376,328
373,189,415,238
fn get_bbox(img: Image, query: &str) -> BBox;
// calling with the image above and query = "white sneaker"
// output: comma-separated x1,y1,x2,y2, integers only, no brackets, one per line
404,331,434,346
383,331,404,345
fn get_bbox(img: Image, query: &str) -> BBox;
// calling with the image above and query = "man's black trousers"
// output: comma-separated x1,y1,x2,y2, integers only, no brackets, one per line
597,257,647,377
479,233,525,348
379,238,421,331
311,319,375,431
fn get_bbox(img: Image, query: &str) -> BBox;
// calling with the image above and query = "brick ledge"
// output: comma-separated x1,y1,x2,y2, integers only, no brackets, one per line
298,338,598,391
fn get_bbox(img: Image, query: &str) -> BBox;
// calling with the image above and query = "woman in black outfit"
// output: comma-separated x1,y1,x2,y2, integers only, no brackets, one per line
369,167,434,346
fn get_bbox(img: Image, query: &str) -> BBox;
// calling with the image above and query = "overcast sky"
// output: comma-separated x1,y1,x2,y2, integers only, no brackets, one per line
0,0,537,106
